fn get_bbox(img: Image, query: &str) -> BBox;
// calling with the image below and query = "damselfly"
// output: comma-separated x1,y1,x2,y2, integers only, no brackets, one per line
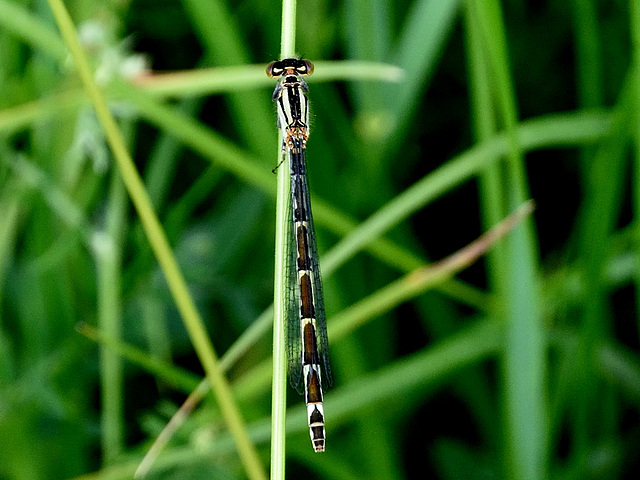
267,58,333,453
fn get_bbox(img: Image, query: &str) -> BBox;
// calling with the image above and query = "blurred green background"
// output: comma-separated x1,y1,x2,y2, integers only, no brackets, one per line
1,0,640,479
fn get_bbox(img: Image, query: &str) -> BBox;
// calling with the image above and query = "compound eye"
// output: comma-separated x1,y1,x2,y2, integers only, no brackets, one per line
304,60,314,75
298,59,314,75
266,61,283,78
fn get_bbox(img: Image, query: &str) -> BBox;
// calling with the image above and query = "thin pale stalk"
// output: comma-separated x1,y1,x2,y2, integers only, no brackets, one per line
271,1,298,477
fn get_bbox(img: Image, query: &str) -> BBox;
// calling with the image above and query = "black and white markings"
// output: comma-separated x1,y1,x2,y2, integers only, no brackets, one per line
267,58,332,453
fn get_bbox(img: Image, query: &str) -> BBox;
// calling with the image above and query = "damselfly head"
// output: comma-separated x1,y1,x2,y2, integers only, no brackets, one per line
266,58,314,78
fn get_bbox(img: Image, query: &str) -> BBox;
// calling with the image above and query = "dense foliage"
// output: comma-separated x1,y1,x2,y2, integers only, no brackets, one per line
1,0,639,479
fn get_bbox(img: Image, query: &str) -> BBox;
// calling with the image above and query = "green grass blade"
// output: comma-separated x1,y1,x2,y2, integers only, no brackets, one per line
271,0,299,477
385,0,461,148
95,170,127,463
0,0,66,62
467,1,548,478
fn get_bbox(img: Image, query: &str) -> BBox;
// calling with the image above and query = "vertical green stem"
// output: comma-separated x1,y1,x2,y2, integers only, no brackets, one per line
281,0,297,57
467,1,547,479
271,143,289,480
97,164,127,464
572,0,602,189
271,1,297,478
